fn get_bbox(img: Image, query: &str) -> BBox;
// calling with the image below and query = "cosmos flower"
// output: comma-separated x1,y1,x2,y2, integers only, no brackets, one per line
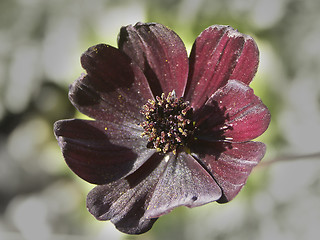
54,22,270,234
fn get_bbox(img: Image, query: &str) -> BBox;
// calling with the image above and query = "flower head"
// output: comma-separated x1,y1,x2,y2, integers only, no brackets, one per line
54,22,270,234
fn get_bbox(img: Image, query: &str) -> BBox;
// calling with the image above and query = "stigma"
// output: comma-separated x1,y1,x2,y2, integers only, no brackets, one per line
140,90,195,154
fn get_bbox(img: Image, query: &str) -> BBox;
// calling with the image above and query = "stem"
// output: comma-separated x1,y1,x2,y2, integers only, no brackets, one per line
259,152,320,167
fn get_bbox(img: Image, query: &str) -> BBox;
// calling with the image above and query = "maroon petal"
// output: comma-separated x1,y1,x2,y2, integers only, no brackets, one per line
87,151,221,234
86,153,166,234
195,80,270,142
185,25,259,110
192,141,266,203
54,119,155,184
70,44,154,125
118,22,189,97
145,152,221,218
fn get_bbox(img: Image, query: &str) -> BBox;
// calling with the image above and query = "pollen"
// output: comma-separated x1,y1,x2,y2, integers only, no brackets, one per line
140,90,195,154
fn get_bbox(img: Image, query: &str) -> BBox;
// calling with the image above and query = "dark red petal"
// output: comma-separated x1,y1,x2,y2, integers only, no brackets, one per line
145,152,221,218
118,22,189,97
185,25,259,110
87,151,221,234
70,44,154,124
86,153,166,234
192,141,266,203
54,119,155,184
195,80,270,142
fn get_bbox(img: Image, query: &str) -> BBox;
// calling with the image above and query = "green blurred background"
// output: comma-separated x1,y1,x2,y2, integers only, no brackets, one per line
1,0,320,239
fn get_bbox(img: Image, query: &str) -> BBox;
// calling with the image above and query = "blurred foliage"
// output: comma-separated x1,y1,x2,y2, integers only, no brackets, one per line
1,0,320,239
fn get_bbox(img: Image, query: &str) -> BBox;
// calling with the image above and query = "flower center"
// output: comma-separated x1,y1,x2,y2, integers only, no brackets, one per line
140,91,195,154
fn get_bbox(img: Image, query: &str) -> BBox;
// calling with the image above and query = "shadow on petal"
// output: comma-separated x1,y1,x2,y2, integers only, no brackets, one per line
194,98,230,142
118,22,189,97
70,44,154,124
87,153,165,234
211,80,270,142
194,80,270,143
54,119,154,185
192,141,265,203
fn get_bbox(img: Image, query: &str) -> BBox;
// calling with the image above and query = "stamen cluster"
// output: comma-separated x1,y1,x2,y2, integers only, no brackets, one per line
140,91,194,154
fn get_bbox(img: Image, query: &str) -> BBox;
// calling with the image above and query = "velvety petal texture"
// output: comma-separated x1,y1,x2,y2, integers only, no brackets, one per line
87,152,222,234
191,141,266,203
70,44,154,125
87,153,164,234
195,80,271,142
54,119,155,184
118,22,189,97
185,25,259,110
54,22,271,235
146,152,222,218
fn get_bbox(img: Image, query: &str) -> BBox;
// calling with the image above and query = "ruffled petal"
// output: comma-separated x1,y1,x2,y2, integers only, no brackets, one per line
145,152,221,218
185,25,259,110
86,153,166,234
191,141,266,203
118,22,189,97
195,80,270,142
70,44,154,125
54,119,155,184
